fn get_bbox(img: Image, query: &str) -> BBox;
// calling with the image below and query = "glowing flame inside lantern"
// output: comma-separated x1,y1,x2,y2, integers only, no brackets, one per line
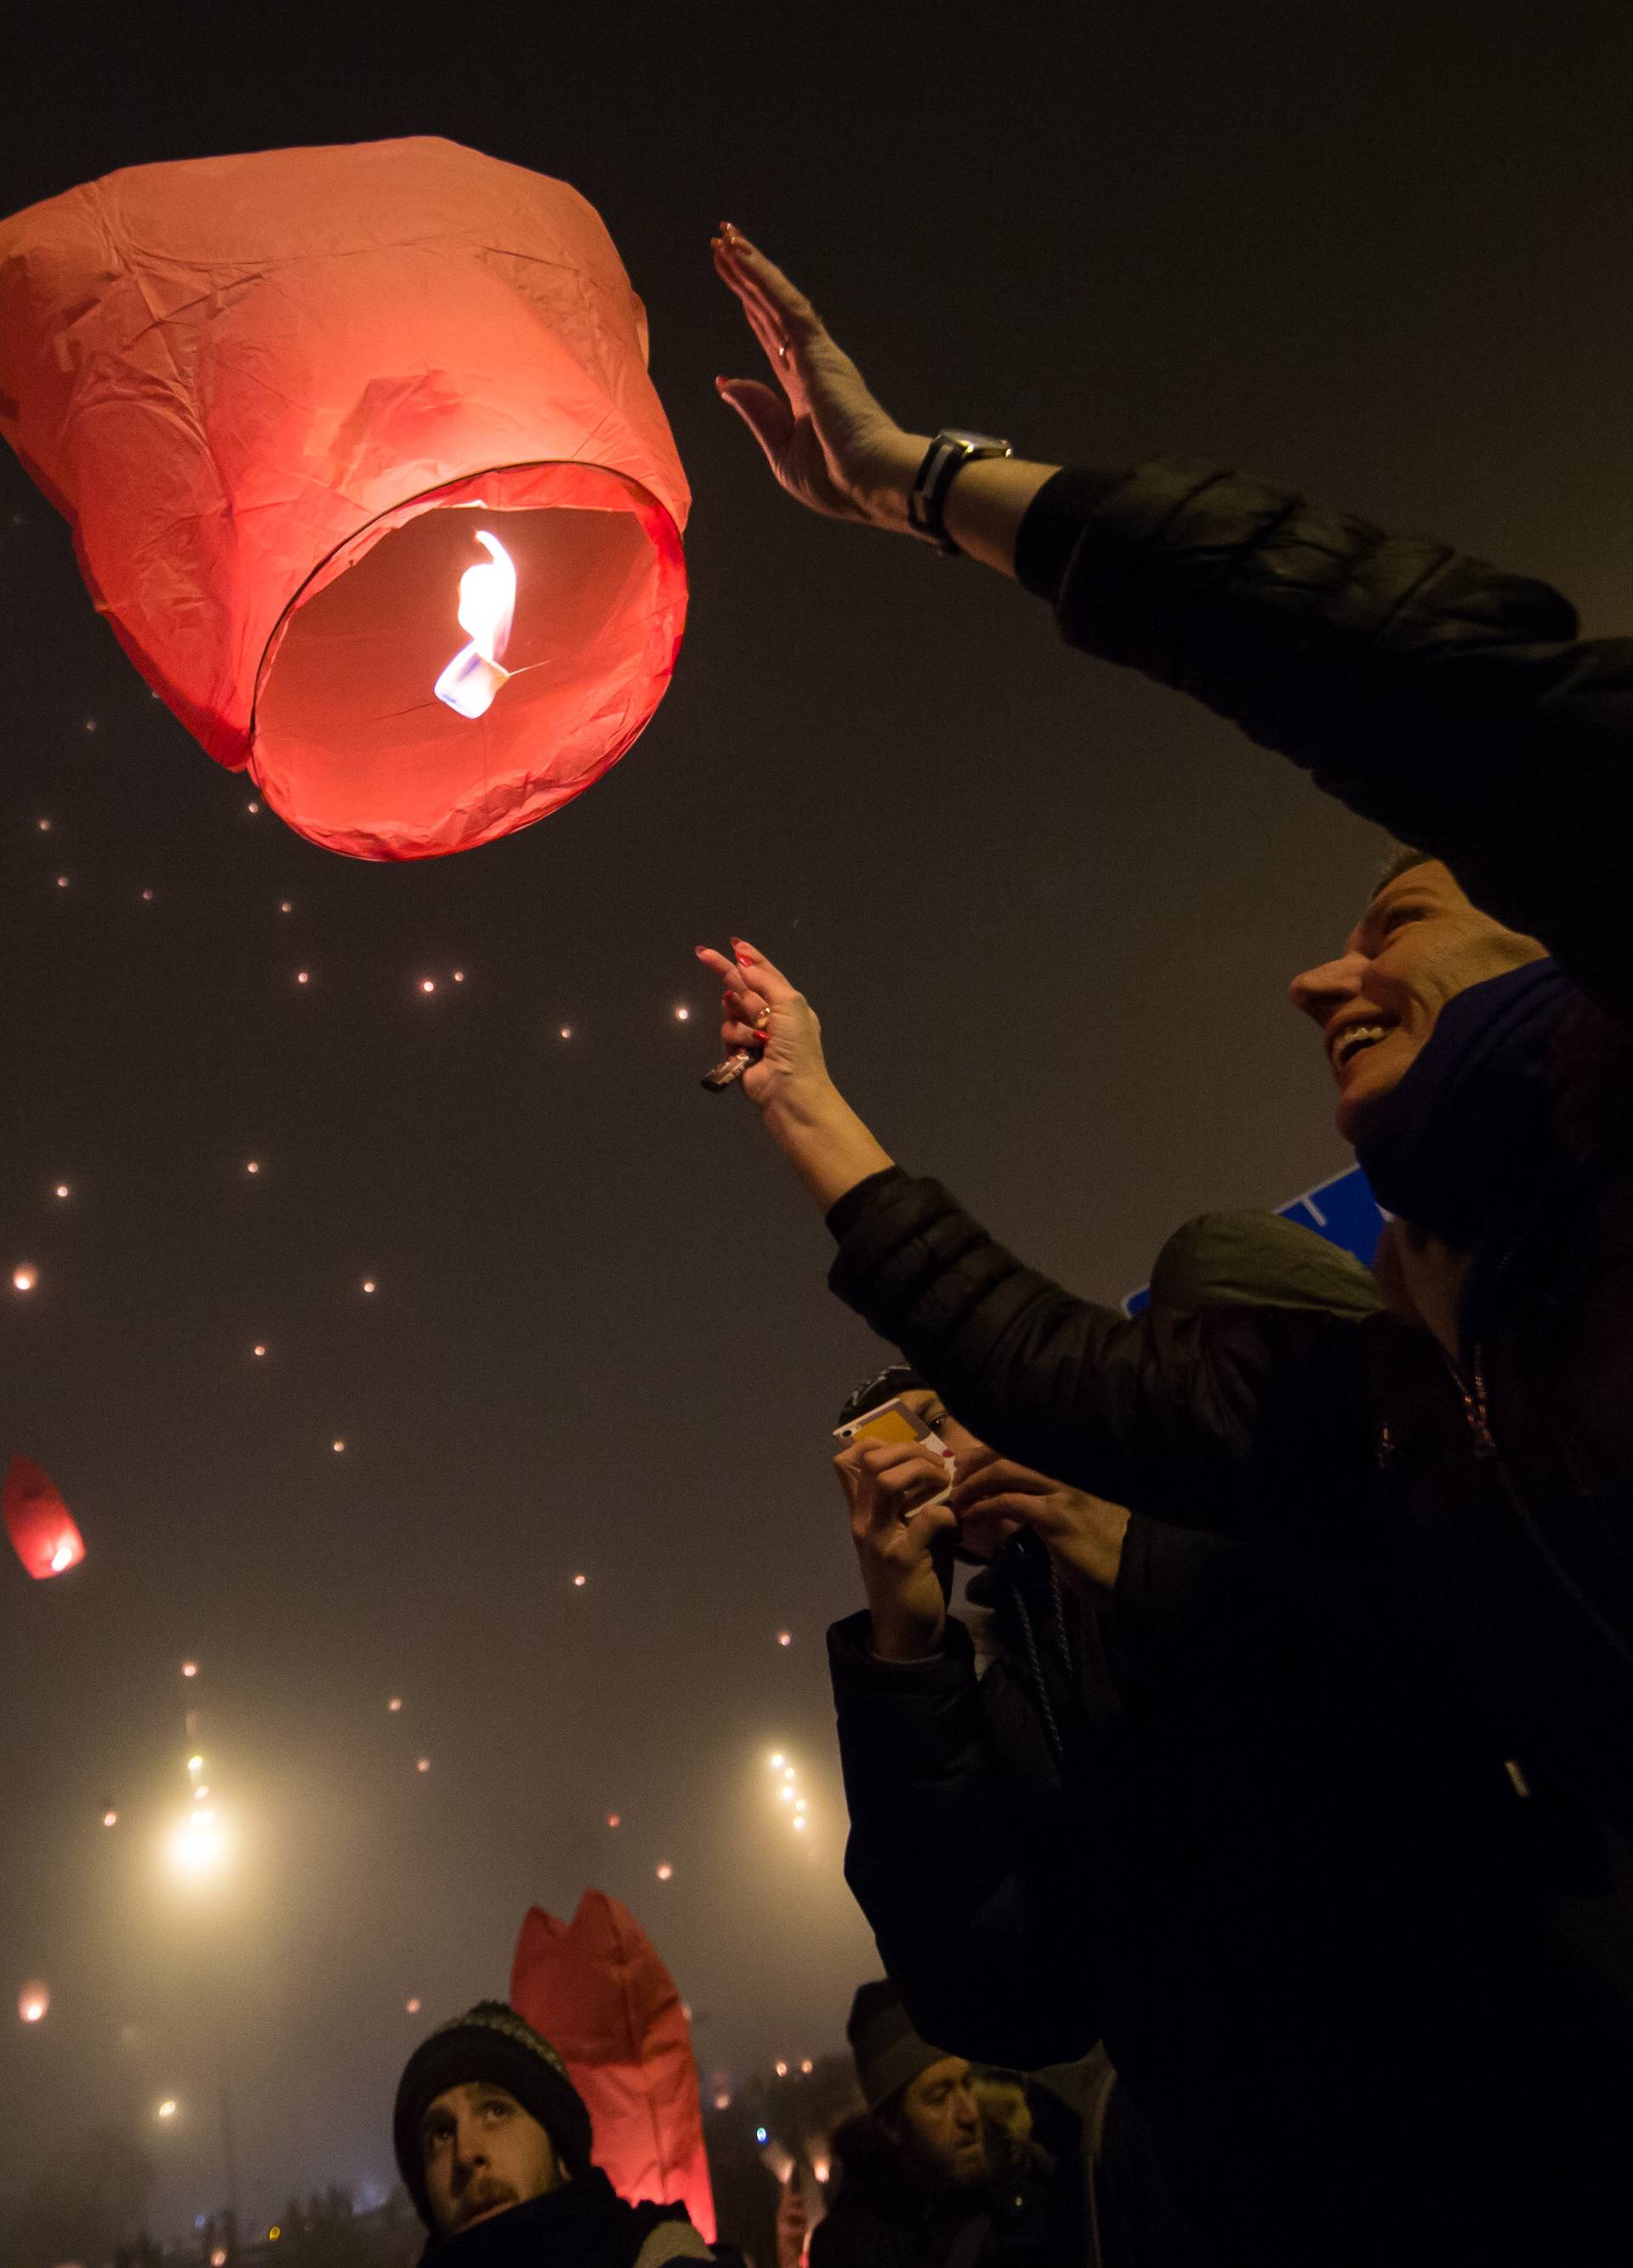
434,531,516,719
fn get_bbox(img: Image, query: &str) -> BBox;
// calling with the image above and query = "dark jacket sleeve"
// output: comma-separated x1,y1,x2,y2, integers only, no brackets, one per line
1017,458,1633,1016
828,1609,1105,2070
828,1170,1375,1537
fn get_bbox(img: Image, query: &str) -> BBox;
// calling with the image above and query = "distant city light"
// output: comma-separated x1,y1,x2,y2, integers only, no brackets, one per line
18,1983,48,2023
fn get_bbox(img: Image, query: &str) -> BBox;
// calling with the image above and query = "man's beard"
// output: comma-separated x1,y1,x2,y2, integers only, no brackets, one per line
906,2134,987,2192
453,2179,520,2229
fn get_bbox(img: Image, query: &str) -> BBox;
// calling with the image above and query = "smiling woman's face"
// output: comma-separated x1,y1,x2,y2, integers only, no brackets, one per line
421,2082,565,2237
1288,860,1547,1140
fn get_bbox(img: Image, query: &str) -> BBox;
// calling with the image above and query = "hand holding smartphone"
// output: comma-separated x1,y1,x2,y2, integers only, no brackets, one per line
833,1395,955,1516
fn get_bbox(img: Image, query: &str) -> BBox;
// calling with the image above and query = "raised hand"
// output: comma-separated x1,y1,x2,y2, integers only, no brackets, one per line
834,1434,959,1661
693,936,833,1117
711,225,926,528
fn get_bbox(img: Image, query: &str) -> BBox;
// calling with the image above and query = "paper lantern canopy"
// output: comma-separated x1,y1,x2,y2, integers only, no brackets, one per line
0,136,689,860
511,1890,714,2240
4,1458,85,1580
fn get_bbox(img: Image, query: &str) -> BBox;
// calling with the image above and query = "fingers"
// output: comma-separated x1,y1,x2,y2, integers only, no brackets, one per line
730,936,799,1003
715,376,797,467
849,1441,953,1532
947,1458,1048,1512
716,226,826,347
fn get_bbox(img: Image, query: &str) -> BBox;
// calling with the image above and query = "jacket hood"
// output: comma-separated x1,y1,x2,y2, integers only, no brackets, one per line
1147,1209,1382,1317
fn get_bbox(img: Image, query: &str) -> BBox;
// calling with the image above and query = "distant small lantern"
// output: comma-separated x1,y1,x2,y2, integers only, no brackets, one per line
18,1981,48,2023
0,137,688,861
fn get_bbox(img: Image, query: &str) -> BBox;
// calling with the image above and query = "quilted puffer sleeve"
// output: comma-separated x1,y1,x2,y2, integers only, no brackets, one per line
828,1168,1375,1534
1021,459,1633,1017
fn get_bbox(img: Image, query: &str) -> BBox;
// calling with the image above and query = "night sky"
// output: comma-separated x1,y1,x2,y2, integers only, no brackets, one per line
5,2,1633,2242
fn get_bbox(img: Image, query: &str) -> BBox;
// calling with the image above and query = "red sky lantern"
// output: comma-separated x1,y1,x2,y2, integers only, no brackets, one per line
0,136,689,861
511,1890,714,2241
3,1458,85,1580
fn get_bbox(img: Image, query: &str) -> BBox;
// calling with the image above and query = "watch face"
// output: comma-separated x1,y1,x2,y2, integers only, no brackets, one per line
941,429,1011,455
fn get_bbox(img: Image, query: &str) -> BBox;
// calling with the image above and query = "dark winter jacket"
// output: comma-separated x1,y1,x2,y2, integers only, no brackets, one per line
828,1214,1633,2264
417,2170,732,2268
808,2111,1069,2268
830,456,1633,1846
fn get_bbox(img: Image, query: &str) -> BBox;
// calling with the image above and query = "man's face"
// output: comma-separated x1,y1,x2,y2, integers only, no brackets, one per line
1288,859,1546,1141
421,2082,564,2237
896,2057,987,2187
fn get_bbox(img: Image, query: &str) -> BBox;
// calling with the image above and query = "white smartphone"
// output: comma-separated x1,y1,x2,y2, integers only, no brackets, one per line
833,1395,954,1512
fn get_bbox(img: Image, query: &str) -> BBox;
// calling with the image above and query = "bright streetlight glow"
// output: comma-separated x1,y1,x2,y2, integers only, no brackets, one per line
168,1808,229,1880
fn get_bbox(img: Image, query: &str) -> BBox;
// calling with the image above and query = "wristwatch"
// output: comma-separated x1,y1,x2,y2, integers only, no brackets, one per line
907,429,1014,554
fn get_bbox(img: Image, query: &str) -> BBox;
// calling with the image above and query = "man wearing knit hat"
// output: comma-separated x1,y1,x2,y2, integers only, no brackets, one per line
394,2000,732,2265
810,1981,1067,2268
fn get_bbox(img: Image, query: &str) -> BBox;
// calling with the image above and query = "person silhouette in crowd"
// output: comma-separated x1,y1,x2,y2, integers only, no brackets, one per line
393,2000,741,2265
811,1981,1076,2268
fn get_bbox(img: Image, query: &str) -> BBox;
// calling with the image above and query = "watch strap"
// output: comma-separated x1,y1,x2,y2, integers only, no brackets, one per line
907,429,1014,553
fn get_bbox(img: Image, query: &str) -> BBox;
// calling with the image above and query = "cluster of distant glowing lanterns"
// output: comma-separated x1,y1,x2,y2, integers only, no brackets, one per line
768,1751,813,1841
